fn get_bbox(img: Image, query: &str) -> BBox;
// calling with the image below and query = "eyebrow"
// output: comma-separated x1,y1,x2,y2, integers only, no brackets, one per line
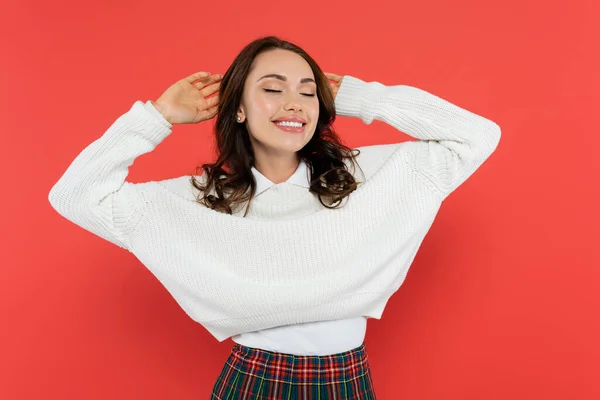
257,74,316,84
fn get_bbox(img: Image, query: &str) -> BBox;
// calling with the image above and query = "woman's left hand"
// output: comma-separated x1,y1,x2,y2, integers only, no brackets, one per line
324,73,344,99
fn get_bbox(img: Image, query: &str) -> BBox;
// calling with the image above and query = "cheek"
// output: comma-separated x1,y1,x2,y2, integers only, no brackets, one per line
251,97,278,119
308,100,320,122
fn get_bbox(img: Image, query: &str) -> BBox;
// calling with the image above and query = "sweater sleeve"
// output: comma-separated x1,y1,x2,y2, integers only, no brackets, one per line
334,75,501,199
48,100,173,250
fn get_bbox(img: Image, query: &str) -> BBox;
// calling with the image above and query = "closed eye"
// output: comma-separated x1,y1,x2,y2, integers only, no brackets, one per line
263,89,316,97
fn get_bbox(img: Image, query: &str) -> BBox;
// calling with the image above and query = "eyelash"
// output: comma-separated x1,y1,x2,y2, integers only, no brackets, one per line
263,89,316,97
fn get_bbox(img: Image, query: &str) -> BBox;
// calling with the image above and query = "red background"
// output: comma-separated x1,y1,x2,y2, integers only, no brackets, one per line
2,0,599,398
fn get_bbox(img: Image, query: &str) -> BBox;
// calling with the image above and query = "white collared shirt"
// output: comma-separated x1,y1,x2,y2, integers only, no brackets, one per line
251,158,311,196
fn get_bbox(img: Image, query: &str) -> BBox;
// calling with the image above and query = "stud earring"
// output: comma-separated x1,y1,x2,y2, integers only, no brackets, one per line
237,116,241,122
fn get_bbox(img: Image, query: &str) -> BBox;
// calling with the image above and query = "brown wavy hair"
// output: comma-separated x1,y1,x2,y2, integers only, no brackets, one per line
191,36,364,216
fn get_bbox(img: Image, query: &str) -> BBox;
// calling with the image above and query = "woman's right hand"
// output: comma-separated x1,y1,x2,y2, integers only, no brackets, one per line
153,71,222,125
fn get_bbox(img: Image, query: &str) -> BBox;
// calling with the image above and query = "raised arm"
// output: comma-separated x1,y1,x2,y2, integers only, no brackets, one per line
333,75,501,199
48,101,173,249
48,71,221,250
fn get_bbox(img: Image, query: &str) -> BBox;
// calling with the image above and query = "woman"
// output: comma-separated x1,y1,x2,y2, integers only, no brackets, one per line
48,36,501,399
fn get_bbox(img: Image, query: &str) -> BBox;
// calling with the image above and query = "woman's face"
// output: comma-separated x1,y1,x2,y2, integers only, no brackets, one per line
237,49,319,160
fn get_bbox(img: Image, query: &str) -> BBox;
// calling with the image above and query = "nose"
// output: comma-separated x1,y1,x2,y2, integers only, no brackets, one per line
283,92,302,112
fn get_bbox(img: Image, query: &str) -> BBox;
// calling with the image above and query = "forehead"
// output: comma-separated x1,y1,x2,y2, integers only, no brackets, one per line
249,49,314,79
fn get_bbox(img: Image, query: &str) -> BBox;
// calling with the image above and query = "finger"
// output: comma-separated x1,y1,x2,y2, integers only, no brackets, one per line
206,105,219,118
206,95,220,109
324,72,342,82
199,105,219,122
194,73,222,90
186,71,212,83
199,81,221,97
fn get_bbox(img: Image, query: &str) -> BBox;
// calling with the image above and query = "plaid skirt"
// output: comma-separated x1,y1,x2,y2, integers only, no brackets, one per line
210,342,377,399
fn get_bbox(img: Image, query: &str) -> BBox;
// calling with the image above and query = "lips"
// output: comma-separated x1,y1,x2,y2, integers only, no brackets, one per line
272,116,307,124
272,120,306,133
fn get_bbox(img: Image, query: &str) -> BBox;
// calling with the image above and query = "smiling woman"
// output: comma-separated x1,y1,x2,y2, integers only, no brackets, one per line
48,32,500,399
193,36,364,216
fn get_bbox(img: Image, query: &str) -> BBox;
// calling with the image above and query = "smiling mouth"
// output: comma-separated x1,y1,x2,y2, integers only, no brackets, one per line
272,121,306,133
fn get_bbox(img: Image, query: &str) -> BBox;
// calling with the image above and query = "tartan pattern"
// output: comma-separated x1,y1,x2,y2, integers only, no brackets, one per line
210,342,377,399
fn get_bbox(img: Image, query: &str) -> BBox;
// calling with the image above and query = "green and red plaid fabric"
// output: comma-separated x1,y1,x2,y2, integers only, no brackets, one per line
210,342,377,399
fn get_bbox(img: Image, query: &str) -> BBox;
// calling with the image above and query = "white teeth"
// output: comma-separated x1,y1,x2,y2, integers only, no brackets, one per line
276,121,303,128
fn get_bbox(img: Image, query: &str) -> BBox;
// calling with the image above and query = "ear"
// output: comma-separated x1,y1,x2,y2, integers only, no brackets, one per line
236,105,246,123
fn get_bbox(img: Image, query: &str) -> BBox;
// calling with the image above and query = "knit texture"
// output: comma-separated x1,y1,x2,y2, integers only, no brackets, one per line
48,76,501,341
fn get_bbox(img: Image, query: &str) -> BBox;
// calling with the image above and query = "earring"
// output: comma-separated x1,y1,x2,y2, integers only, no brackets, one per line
237,116,242,122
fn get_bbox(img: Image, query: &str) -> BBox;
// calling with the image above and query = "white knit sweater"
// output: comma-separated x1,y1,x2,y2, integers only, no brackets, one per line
48,76,501,342
236,159,368,355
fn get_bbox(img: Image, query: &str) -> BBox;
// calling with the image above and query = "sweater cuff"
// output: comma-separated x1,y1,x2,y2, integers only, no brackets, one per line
121,100,174,147
143,100,173,130
334,75,384,118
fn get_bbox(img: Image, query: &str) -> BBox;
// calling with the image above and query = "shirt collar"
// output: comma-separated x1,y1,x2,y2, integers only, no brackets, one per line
251,159,310,196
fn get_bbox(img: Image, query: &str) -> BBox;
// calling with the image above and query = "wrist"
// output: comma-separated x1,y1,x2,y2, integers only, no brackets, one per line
152,100,172,124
